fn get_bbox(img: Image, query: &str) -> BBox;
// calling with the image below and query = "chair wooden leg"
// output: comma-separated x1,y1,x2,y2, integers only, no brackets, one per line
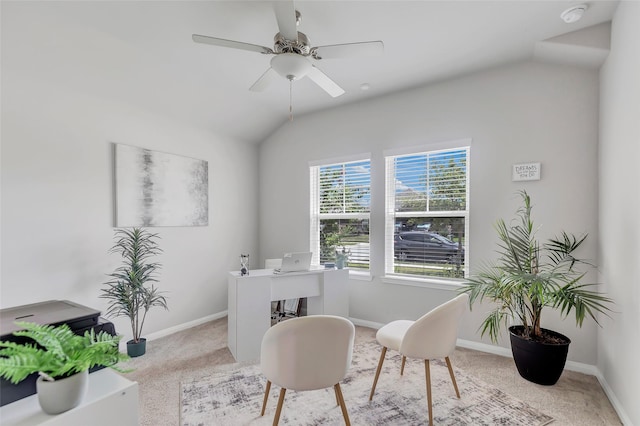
261,380,271,416
445,356,461,398
273,388,286,426
369,346,387,401
334,386,339,406
401,355,407,376
334,383,351,426
425,360,433,426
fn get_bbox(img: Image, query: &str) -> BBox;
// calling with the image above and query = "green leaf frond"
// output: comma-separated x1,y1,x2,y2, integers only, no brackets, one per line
552,281,614,326
11,322,78,360
0,343,63,384
478,306,511,343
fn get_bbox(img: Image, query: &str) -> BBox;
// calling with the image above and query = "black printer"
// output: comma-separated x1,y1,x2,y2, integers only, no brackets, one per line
0,300,116,406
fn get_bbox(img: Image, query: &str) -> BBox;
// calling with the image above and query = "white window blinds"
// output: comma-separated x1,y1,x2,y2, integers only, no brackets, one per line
310,158,371,269
385,146,469,279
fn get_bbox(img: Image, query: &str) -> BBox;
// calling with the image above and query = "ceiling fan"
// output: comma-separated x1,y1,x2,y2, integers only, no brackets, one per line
192,1,383,98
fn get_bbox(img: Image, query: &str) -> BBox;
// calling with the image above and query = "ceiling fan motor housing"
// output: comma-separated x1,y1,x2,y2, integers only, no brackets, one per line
274,31,311,55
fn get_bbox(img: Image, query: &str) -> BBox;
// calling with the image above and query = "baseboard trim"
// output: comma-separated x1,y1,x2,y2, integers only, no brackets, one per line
350,317,601,376
350,317,384,330
564,359,600,375
455,337,599,375
593,370,633,425
455,338,513,358
145,310,228,342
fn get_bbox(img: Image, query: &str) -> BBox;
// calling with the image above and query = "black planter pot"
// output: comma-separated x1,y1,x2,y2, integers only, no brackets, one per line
509,326,571,386
126,338,147,358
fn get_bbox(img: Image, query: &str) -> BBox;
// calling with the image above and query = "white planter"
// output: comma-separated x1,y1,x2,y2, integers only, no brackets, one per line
36,369,89,414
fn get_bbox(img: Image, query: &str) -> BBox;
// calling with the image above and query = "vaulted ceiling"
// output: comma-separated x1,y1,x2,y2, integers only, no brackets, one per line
2,1,619,143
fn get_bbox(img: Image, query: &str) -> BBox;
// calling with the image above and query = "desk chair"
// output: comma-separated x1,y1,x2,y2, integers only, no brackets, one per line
265,258,301,322
260,315,355,425
369,294,469,426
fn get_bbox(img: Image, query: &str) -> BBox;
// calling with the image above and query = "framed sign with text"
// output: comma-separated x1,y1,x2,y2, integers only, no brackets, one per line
512,162,541,181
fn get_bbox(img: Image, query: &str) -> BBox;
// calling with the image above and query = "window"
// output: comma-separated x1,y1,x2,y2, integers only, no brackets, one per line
385,145,469,280
310,157,371,271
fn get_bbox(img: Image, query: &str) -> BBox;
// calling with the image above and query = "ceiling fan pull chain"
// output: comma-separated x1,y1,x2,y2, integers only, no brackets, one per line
289,79,294,121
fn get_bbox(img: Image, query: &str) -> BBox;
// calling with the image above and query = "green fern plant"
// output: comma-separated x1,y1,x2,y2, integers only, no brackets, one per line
0,321,129,384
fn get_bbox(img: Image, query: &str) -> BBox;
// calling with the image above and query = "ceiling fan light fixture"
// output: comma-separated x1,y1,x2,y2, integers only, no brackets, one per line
270,53,311,80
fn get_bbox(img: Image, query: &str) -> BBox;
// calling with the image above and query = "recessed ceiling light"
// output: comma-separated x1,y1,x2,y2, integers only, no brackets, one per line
360,83,371,91
560,4,588,24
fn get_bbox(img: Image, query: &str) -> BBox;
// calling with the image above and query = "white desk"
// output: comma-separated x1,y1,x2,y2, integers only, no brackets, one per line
227,268,349,362
0,369,138,426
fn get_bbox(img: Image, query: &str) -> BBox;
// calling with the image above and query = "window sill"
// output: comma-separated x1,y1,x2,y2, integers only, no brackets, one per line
381,274,463,290
348,270,373,281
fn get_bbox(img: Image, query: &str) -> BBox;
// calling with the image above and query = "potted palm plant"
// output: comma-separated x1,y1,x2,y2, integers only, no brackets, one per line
0,321,129,414
461,190,613,385
101,228,168,357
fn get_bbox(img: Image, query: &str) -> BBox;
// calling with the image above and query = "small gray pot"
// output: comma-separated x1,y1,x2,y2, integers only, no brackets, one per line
36,369,89,414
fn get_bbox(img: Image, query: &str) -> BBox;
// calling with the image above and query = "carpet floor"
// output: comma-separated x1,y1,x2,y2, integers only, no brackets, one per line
123,317,622,425
181,341,554,425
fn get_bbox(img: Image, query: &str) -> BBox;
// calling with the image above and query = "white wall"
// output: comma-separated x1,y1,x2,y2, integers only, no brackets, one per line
259,60,602,364
0,4,259,342
599,2,640,425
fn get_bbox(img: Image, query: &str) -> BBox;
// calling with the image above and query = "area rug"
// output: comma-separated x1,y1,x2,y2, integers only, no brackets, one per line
181,341,553,425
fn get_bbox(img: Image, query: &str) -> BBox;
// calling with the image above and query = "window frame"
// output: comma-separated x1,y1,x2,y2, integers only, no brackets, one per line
309,154,371,273
383,141,471,286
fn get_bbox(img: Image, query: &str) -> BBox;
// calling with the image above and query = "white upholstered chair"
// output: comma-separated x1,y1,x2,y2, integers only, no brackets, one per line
260,315,355,425
369,293,469,426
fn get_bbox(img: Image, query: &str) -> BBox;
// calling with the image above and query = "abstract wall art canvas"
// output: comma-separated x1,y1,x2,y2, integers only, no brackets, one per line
115,144,208,227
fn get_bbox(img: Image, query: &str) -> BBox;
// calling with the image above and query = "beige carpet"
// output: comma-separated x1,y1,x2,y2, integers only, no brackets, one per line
123,317,622,426
181,341,554,425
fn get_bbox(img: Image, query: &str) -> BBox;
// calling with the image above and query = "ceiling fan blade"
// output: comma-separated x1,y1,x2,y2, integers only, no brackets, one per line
192,34,273,55
273,1,298,41
307,66,345,98
249,68,279,92
313,41,384,60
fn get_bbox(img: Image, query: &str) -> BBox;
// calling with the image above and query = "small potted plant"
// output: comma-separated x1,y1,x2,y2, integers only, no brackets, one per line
0,321,129,414
101,228,168,357
461,191,613,385
321,223,354,267
335,246,351,269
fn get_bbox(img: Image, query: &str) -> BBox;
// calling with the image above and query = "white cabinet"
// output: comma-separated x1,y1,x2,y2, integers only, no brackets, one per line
0,369,138,426
228,268,349,362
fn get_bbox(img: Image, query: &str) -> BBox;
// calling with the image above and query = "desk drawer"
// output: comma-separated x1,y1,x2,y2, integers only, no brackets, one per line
271,275,321,300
